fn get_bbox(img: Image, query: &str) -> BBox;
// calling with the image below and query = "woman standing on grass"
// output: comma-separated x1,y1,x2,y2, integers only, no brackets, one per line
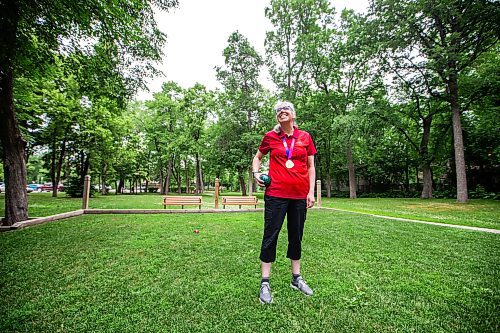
252,100,316,304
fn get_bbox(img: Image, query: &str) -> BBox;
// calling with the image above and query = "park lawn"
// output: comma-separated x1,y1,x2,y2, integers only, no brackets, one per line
321,198,500,230
0,210,498,332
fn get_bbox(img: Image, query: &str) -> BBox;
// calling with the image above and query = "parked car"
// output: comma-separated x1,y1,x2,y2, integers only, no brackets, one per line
0,183,34,193
40,183,65,192
27,184,44,192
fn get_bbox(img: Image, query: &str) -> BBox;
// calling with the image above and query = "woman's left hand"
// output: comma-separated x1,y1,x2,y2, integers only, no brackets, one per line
306,192,315,208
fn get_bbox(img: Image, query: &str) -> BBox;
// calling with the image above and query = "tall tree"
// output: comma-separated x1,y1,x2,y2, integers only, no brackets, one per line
182,84,213,195
367,63,451,198
0,0,177,225
265,0,333,101
368,0,499,202
305,9,373,199
145,82,185,194
216,31,264,195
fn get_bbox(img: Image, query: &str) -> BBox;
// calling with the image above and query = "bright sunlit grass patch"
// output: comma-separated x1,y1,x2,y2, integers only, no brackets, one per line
404,203,477,211
322,198,500,229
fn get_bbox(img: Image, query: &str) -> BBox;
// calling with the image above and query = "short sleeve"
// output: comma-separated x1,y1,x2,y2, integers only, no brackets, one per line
306,133,317,156
258,133,271,154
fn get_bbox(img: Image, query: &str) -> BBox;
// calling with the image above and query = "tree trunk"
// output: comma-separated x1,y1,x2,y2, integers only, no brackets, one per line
101,163,107,195
50,136,57,197
54,139,66,197
0,71,28,224
346,145,357,199
166,159,173,195
404,159,410,192
326,175,332,198
159,166,164,195
82,154,90,183
0,0,27,226
195,153,202,195
185,159,189,194
420,116,433,199
449,76,468,202
162,175,167,195
421,164,433,199
239,174,247,196
177,163,181,194
325,137,332,198
154,138,165,194
248,167,253,196
198,158,204,194
118,179,124,194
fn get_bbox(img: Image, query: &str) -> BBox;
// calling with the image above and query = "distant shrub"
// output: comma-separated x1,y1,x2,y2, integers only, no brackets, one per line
320,188,498,199
432,189,456,199
469,186,499,200
65,176,97,198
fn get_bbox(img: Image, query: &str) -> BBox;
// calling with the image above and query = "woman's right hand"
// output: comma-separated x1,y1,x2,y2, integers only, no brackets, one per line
254,172,265,187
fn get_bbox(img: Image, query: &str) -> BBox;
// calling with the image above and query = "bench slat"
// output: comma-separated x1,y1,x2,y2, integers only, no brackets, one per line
163,196,203,209
221,196,258,209
163,199,201,202
222,198,257,202
221,201,256,204
163,202,202,204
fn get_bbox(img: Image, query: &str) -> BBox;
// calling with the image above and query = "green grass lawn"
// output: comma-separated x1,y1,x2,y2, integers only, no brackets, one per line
322,198,500,230
1,210,498,332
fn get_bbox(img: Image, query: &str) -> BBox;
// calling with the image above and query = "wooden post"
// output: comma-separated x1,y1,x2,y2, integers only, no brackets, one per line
316,180,321,207
82,175,91,209
215,178,220,209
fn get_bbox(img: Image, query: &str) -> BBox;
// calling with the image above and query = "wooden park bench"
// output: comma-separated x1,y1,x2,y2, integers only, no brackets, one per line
221,196,258,209
163,196,203,209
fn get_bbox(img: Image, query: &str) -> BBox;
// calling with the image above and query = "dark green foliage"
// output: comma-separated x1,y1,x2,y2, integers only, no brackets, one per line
64,176,96,198
468,186,500,200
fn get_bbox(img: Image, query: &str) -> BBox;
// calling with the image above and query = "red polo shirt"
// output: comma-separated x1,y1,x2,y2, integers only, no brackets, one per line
258,128,316,199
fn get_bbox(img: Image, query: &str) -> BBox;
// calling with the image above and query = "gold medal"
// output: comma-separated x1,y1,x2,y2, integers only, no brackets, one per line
286,160,294,168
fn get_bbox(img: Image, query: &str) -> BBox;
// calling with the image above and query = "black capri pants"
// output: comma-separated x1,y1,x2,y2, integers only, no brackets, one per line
259,195,308,263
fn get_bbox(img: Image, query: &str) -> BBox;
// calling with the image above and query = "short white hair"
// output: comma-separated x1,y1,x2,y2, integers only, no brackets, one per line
273,100,297,133
273,101,295,115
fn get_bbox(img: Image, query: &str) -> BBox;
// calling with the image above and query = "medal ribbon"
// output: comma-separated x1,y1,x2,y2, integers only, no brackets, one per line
282,137,295,161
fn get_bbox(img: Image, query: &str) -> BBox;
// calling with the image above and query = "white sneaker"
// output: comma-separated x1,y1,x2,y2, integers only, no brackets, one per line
291,277,313,296
259,282,273,304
